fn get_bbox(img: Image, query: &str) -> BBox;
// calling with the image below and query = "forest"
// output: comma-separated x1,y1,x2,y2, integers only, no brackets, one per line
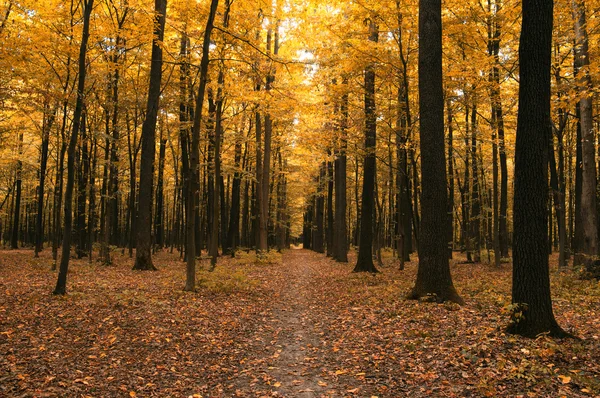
0,0,599,396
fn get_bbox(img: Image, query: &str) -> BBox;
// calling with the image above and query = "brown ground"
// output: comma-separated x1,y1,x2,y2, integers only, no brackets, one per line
0,248,599,397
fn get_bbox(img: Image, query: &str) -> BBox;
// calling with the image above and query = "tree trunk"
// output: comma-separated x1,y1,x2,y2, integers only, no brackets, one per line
53,0,93,295
35,105,55,256
408,0,462,303
572,0,598,268
75,112,89,258
354,19,378,273
133,0,167,271
154,123,166,249
226,131,243,255
508,0,566,337
10,131,22,249
185,0,219,290
326,158,334,256
470,103,481,262
447,98,454,259
314,163,325,253
333,80,348,262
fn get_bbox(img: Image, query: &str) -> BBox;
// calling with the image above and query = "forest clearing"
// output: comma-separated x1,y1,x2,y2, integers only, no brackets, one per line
1,249,599,397
2,0,600,395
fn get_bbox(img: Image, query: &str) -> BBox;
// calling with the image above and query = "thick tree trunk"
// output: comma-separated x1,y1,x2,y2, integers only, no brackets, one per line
408,0,462,303
508,0,566,337
53,0,93,295
133,0,167,271
354,20,378,273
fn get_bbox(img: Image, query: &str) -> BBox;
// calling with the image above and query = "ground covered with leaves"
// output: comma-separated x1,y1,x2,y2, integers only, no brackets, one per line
1,248,599,397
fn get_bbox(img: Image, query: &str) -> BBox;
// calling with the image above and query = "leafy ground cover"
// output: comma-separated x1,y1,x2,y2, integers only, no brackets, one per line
0,248,599,397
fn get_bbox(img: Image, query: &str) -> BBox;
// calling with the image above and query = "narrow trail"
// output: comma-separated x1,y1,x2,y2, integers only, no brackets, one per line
266,249,330,397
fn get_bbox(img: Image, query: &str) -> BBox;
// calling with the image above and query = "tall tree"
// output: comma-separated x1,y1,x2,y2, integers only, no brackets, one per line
53,0,94,295
133,0,167,271
333,80,348,262
572,0,598,268
408,0,462,303
185,0,219,290
353,19,379,273
507,0,566,337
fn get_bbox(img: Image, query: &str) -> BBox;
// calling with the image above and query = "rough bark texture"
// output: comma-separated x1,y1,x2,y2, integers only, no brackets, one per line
507,0,566,337
133,0,166,271
408,0,462,303
353,20,378,273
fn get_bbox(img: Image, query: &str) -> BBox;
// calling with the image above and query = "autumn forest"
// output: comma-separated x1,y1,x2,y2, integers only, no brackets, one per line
1,0,600,396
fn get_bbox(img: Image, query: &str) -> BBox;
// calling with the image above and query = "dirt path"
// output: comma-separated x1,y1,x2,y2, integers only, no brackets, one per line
266,249,330,397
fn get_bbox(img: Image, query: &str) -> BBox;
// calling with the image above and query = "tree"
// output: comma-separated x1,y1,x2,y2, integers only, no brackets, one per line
353,19,379,273
507,0,566,337
53,0,94,295
407,0,462,303
133,0,167,271
185,0,219,290
333,80,349,263
572,0,598,269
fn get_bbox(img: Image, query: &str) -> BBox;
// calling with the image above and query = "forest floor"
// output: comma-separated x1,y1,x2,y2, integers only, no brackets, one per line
0,248,599,397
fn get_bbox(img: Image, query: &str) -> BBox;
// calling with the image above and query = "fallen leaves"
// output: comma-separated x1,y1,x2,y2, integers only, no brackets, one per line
0,249,598,397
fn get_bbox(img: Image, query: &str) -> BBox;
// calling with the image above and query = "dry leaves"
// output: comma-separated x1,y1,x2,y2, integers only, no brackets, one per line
0,249,598,397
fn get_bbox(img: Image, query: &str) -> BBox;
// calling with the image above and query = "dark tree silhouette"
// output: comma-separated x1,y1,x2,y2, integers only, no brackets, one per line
507,0,567,338
353,19,379,273
407,0,462,303
133,0,167,271
53,0,94,295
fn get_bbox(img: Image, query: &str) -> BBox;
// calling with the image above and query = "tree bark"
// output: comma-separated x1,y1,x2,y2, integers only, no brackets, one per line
508,0,566,337
133,0,166,271
408,0,462,303
354,19,379,273
572,0,598,267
